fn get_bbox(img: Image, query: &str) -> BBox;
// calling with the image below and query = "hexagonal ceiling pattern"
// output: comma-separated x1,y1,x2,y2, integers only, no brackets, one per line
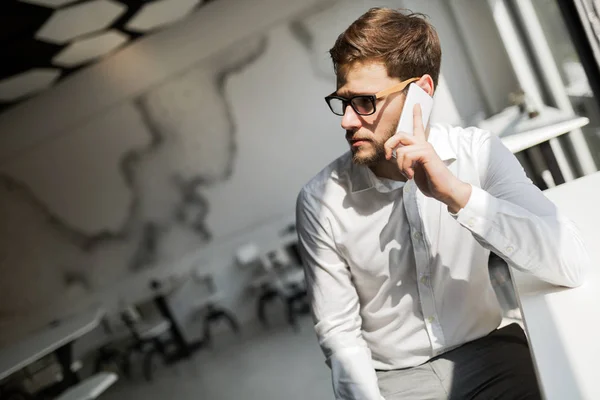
21,0,79,8
126,0,202,32
36,0,127,44
0,0,214,112
53,30,129,67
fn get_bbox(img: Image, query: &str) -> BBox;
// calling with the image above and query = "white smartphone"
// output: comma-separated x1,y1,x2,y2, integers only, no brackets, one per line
396,83,434,136
392,83,433,158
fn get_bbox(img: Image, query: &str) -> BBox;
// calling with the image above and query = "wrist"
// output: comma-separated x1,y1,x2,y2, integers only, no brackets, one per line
443,180,472,214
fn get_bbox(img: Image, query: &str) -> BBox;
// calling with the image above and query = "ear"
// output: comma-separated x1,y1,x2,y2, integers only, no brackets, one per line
416,74,435,97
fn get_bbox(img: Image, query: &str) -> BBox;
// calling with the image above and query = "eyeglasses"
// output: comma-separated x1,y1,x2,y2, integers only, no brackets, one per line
324,77,420,116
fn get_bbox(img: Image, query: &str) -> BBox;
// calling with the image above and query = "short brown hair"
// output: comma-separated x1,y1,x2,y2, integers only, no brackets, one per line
330,8,442,89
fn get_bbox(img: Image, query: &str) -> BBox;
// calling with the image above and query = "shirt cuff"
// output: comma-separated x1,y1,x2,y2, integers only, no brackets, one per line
449,185,525,266
329,346,383,400
450,185,497,234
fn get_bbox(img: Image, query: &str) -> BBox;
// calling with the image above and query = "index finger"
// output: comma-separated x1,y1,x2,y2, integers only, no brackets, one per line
413,103,425,140
384,132,416,160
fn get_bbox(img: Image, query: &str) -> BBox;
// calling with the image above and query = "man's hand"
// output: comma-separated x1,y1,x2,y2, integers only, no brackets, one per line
384,104,472,213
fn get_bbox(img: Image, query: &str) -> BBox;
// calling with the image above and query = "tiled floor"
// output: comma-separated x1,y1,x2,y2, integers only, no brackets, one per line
101,316,333,400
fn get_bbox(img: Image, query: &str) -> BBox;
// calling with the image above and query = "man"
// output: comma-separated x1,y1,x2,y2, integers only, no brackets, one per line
295,8,589,400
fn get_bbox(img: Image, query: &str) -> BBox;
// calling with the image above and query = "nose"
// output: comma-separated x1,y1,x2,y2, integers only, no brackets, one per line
341,104,362,131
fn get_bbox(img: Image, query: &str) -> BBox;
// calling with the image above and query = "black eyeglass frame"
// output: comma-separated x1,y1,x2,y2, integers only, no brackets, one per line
324,77,420,116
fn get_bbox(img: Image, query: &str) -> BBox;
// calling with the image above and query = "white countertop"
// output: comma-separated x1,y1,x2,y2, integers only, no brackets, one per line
511,172,600,399
0,307,104,381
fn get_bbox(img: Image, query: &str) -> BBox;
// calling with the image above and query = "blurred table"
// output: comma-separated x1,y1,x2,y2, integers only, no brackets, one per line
479,105,589,153
149,278,205,363
510,172,600,399
479,105,590,186
0,307,105,384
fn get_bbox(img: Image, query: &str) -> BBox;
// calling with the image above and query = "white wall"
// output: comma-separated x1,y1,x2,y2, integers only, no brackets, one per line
0,0,517,346
447,0,520,116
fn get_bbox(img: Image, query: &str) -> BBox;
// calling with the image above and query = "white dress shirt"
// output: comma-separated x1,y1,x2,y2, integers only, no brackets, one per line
295,124,589,400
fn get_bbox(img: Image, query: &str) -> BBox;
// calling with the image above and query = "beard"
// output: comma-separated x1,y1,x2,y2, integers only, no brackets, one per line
350,123,397,166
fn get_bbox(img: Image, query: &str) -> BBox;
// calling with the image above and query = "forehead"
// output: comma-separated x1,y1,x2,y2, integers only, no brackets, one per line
336,61,395,95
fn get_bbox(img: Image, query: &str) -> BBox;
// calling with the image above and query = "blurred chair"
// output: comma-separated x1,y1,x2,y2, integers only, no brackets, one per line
239,241,308,331
0,385,33,400
0,388,35,400
94,306,172,382
260,249,308,331
0,352,85,399
188,271,240,346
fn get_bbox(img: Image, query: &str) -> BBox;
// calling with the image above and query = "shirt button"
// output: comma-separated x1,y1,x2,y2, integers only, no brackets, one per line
427,316,435,323
420,276,429,285
467,218,476,228
404,184,410,193
506,246,515,254
413,231,422,241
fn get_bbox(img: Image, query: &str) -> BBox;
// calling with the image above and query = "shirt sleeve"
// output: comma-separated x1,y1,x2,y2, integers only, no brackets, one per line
451,131,590,287
296,188,385,400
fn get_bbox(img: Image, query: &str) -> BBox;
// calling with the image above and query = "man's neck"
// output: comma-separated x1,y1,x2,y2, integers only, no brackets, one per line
369,159,407,182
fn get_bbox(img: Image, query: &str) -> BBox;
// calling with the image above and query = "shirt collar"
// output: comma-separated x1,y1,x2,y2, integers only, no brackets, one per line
427,124,457,164
349,124,457,193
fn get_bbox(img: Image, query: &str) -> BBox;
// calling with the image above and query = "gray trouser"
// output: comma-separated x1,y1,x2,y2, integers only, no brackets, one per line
376,323,542,399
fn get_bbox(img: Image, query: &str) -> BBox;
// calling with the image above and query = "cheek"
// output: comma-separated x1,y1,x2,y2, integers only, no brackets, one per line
369,116,397,144
360,114,377,129
378,104,403,135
